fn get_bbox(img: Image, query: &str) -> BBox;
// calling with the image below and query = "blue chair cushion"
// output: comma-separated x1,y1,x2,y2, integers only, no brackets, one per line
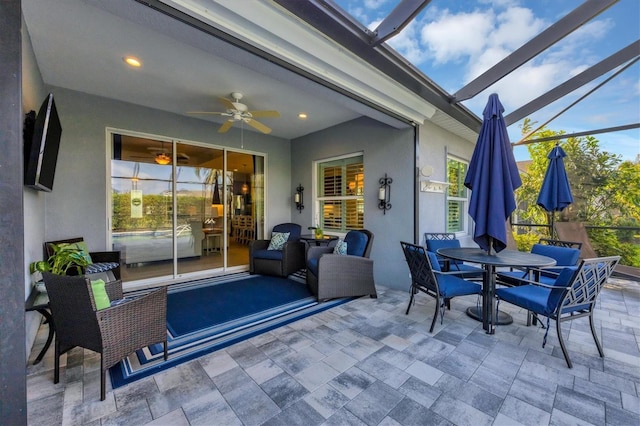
307,257,319,276
273,223,301,241
426,239,466,266
344,231,368,257
252,249,283,261
438,275,482,298
497,267,579,316
531,244,580,267
426,251,481,298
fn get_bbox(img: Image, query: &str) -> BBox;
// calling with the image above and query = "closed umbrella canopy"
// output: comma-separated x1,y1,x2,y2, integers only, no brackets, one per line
537,145,573,213
464,93,522,254
537,144,573,235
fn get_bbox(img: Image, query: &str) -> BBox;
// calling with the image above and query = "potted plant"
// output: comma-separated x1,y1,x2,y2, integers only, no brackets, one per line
30,243,91,277
308,225,323,239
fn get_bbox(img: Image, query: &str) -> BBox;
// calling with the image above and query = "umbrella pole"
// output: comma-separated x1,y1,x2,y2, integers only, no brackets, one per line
550,212,555,240
488,236,493,256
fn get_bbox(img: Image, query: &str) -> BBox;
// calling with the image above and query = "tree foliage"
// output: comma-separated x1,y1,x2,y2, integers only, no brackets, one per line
515,119,640,266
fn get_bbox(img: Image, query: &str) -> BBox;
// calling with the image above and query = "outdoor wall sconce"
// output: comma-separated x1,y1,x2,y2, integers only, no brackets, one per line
295,184,304,213
378,174,392,214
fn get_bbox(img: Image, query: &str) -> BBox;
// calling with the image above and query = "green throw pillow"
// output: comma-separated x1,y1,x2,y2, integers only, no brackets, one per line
267,232,290,250
90,279,111,310
58,241,93,264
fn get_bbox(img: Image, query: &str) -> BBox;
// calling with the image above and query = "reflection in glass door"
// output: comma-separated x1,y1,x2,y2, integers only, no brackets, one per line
110,132,264,284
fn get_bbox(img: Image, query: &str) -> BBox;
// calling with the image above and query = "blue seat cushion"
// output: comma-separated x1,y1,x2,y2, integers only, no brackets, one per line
426,239,467,266
344,231,368,257
438,275,482,298
307,257,319,276
272,223,301,241
426,252,481,298
497,268,580,315
531,244,580,267
252,249,283,261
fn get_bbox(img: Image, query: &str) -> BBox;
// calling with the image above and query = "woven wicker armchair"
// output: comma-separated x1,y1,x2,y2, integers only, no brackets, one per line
306,229,376,301
249,223,305,277
42,272,167,401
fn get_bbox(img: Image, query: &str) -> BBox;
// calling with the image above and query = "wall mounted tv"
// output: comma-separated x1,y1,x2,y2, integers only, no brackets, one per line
24,93,62,192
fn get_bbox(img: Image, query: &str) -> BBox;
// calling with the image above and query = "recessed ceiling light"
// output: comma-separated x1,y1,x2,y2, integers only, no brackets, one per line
298,112,308,120
123,56,142,68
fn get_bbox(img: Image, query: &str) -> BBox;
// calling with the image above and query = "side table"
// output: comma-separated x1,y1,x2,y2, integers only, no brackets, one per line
25,288,53,365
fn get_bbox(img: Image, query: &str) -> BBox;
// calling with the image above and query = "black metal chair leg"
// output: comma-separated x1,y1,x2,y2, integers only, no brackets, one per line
430,296,440,333
556,318,573,368
589,313,605,358
53,341,60,384
406,285,416,315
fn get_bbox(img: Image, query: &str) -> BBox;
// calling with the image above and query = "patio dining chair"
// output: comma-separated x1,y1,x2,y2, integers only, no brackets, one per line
400,242,481,333
424,233,484,279
497,240,581,287
495,255,620,368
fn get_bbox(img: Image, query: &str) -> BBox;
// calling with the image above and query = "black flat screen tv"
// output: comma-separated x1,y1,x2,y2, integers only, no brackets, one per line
24,93,62,192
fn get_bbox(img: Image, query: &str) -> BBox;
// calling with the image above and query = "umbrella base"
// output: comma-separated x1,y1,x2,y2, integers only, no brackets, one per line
466,306,513,325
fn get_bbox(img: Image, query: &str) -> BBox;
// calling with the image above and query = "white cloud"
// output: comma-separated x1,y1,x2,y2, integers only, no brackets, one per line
420,10,495,63
364,0,390,9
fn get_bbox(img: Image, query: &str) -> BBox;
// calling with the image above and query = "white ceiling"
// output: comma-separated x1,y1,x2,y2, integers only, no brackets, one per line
22,0,420,140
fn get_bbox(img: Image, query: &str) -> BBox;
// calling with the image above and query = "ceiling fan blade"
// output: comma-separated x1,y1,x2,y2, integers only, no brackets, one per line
186,111,228,115
218,97,236,110
249,110,280,118
218,120,234,133
246,118,272,134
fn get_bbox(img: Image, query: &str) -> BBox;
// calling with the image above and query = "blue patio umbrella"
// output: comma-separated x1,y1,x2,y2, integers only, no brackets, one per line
464,93,522,254
536,144,573,236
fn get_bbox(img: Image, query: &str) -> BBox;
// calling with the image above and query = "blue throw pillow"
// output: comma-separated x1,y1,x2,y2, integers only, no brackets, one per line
267,232,290,250
333,239,348,255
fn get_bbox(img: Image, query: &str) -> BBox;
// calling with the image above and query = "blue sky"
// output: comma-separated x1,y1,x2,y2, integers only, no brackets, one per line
333,0,639,162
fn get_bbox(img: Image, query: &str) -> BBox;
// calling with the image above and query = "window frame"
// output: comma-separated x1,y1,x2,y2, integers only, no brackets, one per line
446,155,469,235
313,152,364,234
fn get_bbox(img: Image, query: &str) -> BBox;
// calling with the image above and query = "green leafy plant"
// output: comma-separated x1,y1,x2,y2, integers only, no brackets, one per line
31,243,91,275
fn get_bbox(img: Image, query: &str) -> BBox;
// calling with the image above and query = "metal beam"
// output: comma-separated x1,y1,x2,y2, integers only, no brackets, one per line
370,0,432,46
274,0,482,131
505,41,640,125
512,123,640,146
452,0,619,102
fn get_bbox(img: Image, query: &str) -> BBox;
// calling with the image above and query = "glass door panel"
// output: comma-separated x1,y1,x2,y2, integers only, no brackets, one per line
226,152,264,268
111,134,175,281
175,142,224,275
111,132,265,283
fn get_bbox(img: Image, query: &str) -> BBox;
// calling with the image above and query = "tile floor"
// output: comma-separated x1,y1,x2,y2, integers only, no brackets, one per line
26,278,640,425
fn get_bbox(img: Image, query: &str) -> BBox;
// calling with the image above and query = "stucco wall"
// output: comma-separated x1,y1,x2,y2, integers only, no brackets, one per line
44,88,292,251
418,121,477,247
22,17,48,360
291,117,415,291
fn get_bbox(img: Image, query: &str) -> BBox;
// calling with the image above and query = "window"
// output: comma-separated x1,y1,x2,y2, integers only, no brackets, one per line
447,157,468,233
316,154,364,232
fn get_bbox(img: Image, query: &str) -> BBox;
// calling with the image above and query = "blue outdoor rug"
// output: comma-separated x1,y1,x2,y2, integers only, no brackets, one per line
109,273,353,388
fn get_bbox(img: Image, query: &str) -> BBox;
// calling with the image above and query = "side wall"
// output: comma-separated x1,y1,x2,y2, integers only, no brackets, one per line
22,16,48,361
291,117,415,291
418,121,477,247
45,88,293,251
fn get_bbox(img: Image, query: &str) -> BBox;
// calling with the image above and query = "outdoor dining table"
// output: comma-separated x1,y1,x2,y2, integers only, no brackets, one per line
437,247,556,334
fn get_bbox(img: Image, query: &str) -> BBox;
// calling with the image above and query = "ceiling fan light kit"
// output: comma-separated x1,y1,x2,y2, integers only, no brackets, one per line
187,92,280,134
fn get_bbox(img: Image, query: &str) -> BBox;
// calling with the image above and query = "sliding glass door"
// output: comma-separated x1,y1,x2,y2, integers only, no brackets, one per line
110,131,264,284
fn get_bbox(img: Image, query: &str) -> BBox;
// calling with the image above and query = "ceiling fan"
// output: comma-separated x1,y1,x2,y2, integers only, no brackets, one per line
130,145,190,165
187,92,280,134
